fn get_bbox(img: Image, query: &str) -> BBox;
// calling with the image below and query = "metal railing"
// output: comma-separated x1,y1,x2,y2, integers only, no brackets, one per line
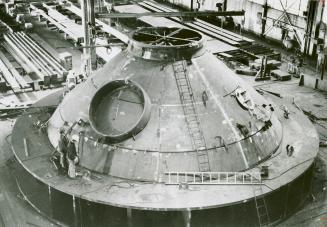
165,171,262,185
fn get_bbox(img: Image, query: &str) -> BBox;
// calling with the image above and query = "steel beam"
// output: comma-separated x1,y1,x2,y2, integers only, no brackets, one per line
97,10,245,18
278,0,302,48
73,43,125,49
82,0,97,77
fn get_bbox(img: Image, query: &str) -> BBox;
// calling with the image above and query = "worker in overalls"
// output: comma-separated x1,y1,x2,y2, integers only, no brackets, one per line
50,128,68,171
66,137,80,178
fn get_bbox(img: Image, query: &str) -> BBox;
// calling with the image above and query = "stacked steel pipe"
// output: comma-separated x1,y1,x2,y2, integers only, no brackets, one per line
3,32,67,87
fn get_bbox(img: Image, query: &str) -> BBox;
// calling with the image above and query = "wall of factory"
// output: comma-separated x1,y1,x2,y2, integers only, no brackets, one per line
165,0,310,49
324,6,327,24
162,0,223,11
227,0,308,44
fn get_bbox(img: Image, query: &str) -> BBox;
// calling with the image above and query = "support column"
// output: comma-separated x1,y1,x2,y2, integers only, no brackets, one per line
182,210,192,227
223,0,227,11
88,0,96,72
127,208,133,227
304,0,318,55
72,195,80,227
261,0,268,38
311,1,325,56
283,184,290,218
321,54,326,80
48,186,53,218
82,0,97,77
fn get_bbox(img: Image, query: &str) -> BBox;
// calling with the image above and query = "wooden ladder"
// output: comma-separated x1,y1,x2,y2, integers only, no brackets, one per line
172,60,210,172
253,186,270,226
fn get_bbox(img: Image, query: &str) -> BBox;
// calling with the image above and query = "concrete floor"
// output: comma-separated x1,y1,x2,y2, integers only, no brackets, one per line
0,120,61,227
240,43,327,226
248,81,327,227
0,10,81,227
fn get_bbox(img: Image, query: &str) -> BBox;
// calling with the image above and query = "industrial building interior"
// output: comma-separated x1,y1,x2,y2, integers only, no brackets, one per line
0,0,326,226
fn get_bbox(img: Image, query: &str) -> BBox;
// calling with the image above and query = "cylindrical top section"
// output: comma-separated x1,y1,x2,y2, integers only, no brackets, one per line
127,27,205,61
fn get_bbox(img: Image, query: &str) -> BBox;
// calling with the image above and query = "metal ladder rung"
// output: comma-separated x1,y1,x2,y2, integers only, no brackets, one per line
194,139,204,143
176,76,187,79
192,135,203,139
195,139,204,143
253,186,270,227
199,161,209,165
199,163,209,167
187,121,198,126
182,102,193,106
194,138,203,142
180,94,193,99
198,154,208,157
179,86,190,90
198,153,208,157
185,114,197,118
184,109,195,113
186,120,198,125
184,107,196,111
187,120,198,124
180,90,192,94
184,105,195,109
187,122,198,126
190,129,201,133
185,112,196,117
180,89,190,93
256,201,265,206
179,83,189,87
257,206,266,211
199,156,209,161
181,94,193,99
181,97,193,102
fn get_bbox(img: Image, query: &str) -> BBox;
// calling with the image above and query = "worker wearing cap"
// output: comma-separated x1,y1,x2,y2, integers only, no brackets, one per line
66,137,79,178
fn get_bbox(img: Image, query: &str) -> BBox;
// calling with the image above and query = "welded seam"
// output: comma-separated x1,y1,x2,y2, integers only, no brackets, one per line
193,59,249,168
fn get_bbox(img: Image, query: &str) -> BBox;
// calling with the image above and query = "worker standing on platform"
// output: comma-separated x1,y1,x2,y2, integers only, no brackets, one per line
58,128,69,169
66,137,80,178
50,128,68,171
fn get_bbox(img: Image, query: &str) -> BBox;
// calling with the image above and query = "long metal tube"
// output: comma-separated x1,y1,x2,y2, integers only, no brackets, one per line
12,33,54,76
82,0,97,77
97,10,245,18
14,33,54,75
4,34,46,80
7,33,50,77
19,32,66,75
